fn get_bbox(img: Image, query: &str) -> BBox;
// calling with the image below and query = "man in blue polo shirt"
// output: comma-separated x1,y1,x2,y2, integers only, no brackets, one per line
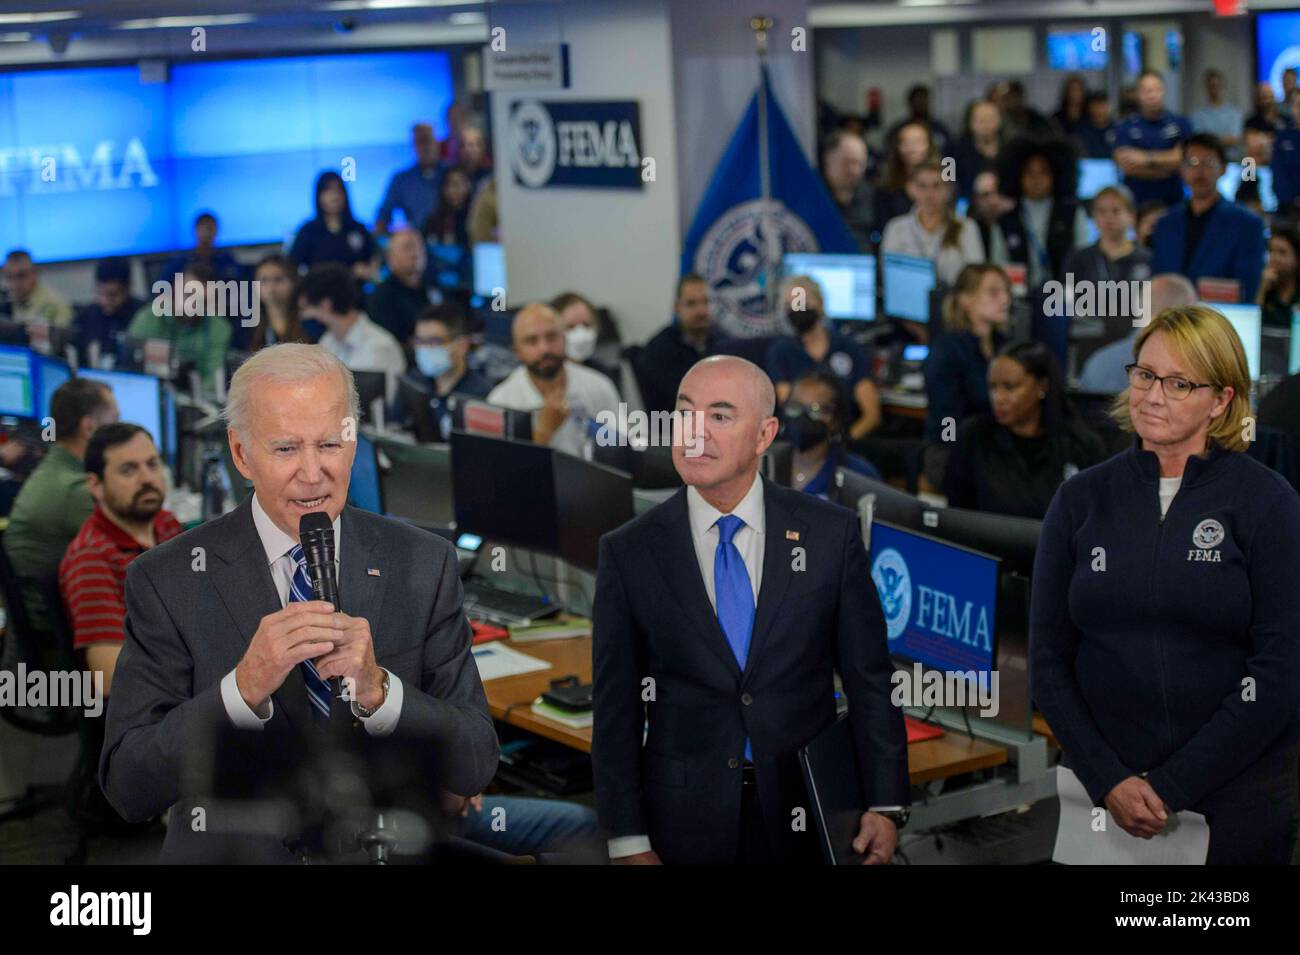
1114,71,1192,209
375,122,443,236
1150,133,1266,302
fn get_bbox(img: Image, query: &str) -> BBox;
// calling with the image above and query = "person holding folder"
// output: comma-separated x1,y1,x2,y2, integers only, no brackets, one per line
592,356,909,865
1031,305,1300,864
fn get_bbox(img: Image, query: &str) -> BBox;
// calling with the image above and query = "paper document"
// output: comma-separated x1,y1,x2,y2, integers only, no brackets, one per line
1052,766,1209,865
472,643,551,682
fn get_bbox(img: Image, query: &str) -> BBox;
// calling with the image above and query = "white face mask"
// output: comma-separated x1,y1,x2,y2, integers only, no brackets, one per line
565,324,598,362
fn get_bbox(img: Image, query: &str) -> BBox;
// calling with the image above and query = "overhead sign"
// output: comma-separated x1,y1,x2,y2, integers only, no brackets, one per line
483,44,570,91
507,99,644,191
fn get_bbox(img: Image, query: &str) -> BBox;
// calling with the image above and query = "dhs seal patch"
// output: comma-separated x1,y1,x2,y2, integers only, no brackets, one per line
828,351,853,378
1192,519,1224,550
693,199,818,338
509,100,556,189
871,547,912,641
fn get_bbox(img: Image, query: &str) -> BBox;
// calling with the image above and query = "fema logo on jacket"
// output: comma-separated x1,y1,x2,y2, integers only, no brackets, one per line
871,547,912,640
1189,518,1225,563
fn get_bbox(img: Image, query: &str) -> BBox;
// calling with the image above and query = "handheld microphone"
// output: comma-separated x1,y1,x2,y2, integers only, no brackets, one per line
299,512,344,699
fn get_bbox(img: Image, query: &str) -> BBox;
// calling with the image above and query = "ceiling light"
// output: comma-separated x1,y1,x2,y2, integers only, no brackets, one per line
0,11,79,25
116,14,257,30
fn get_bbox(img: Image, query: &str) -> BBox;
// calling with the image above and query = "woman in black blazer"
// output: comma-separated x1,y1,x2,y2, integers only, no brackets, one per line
1031,305,1300,864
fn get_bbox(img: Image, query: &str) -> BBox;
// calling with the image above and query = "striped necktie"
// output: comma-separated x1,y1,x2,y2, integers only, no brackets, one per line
287,544,333,722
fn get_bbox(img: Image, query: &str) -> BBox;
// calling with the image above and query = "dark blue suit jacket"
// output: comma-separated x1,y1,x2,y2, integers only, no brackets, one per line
591,478,909,864
1150,199,1266,302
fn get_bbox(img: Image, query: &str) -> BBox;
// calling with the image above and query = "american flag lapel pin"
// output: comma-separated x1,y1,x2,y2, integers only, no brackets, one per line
367,568,382,577
785,530,800,542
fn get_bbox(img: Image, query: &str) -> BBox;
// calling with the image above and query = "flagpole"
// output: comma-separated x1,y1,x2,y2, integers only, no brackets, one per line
751,15,775,325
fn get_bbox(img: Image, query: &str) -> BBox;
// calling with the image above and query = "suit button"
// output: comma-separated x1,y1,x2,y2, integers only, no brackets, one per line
727,757,739,769
741,693,753,706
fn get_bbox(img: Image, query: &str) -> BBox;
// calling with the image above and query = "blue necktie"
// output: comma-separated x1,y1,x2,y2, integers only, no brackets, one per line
288,545,333,722
714,515,754,761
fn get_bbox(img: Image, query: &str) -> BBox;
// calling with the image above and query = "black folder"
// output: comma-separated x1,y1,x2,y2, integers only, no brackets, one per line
798,714,868,866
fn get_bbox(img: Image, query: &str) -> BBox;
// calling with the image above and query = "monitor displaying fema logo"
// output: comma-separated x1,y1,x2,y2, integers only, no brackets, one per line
507,99,643,191
868,522,999,675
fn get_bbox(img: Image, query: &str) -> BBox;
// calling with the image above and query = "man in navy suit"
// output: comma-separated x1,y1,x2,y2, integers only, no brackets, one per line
1151,132,1266,301
592,355,909,865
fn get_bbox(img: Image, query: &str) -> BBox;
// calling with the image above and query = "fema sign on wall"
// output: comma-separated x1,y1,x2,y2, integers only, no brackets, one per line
508,99,644,190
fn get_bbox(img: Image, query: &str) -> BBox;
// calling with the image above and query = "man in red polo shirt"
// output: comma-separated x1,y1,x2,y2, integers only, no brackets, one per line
60,423,184,696
59,422,184,829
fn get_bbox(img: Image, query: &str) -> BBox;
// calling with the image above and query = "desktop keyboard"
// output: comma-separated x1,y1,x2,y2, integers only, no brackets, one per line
462,581,561,627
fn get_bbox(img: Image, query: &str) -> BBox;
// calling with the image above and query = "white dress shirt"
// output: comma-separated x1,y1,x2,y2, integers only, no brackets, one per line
318,313,407,405
607,474,765,860
486,360,621,457
219,493,403,735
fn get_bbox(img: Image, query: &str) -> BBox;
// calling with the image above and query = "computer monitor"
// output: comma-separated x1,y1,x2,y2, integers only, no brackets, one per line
881,253,936,323
1205,302,1262,380
834,470,926,532
0,346,36,418
1077,158,1119,200
761,440,793,487
472,242,506,301
781,253,876,321
1217,163,1278,212
448,396,533,442
34,353,71,421
919,506,1042,578
868,520,999,677
79,368,165,462
553,450,635,570
1291,310,1300,375
399,375,440,443
348,431,385,515
373,436,453,528
428,243,469,290
353,371,388,424
450,431,559,554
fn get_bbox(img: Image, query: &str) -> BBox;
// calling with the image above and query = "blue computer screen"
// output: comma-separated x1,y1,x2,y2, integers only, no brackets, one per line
869,521,998,675
348,432,383,514
1217,163,1278,213
79,368,163,454
472,242,507,300
1046,31,1108,72
34,354,70,421
1258,12,1300,97
782,252,876,321
1077,158,1119,200
881,253,935,323
0,51,453,261
1206,302,1262,381
0,346,35,418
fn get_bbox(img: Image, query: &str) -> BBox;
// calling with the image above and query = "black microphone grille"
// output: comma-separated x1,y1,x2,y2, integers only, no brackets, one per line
299,511,333,545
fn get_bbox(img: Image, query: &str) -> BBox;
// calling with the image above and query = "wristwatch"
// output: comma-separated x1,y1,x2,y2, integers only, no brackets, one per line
352,670,390,719
873,807,910,831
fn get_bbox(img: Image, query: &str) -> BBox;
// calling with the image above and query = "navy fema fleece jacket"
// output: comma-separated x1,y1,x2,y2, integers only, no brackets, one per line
1030,441,1300,812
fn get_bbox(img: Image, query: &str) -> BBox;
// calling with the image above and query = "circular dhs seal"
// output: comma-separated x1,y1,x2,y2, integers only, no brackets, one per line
1192,518,1225,550
508,100,556,189
870,547,912,641
693,199,818,338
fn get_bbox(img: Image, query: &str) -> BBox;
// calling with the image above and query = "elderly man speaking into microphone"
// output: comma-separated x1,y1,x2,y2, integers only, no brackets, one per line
100,343,498,862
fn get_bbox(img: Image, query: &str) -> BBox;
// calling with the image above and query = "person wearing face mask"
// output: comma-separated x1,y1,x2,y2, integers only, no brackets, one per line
944,341,1106,519
551,290,623,389
989,137,1090,289
397,304,491,442
1032,305,1300,864
922,264,1012,490
767,276,881,440
783,371,882,499
487,303,620,455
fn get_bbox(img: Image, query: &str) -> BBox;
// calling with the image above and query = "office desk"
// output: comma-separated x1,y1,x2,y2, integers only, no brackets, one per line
880,387,927,422
478,636,1008,784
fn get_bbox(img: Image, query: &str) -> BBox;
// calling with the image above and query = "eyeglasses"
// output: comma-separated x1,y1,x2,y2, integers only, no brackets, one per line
1125,363,1217,400
784,400,835,422
1181,156,1222,171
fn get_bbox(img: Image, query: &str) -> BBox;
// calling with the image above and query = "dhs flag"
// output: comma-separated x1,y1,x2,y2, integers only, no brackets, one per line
681,68,856,338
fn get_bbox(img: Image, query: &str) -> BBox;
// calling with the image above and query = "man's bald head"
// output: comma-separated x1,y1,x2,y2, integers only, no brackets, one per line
679,355,776,419
673,356,779,502
512,303,566,380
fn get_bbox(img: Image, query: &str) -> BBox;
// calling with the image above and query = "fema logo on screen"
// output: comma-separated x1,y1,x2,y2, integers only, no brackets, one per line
509,100,557,189
871,547,912,641
693,199,817,338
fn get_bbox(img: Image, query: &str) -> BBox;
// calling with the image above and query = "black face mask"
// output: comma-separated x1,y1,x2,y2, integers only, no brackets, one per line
782,413,830,452
787,308,821,334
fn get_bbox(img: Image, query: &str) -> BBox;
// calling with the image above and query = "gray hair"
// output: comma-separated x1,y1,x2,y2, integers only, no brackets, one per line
222,343,360,437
